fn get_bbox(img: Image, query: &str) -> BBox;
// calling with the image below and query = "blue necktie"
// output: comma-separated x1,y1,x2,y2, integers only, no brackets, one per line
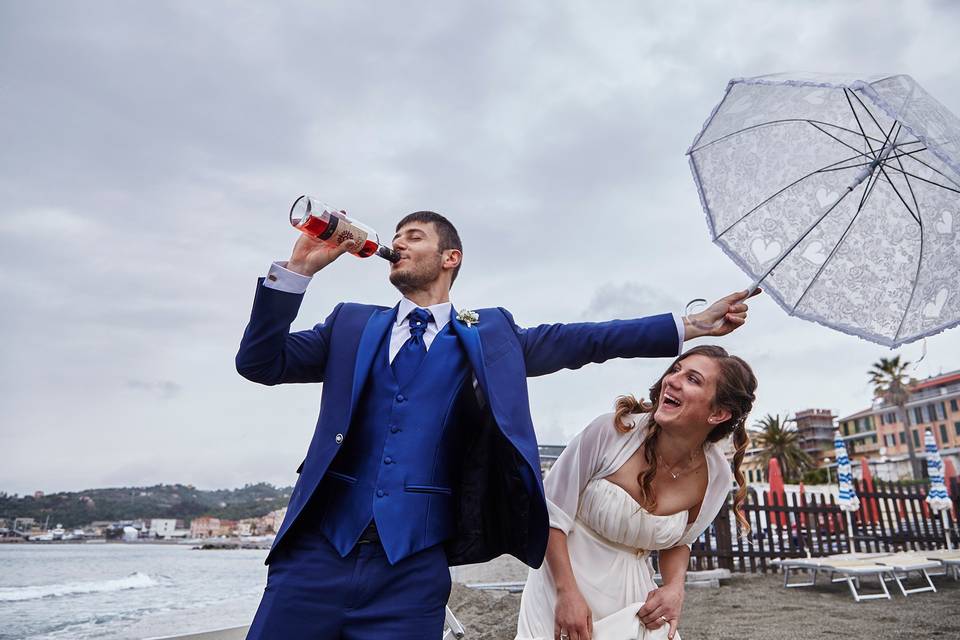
392,307,433,387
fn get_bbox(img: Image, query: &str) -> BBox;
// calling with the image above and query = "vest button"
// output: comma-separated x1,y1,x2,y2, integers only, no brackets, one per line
396,394,406,402
384,456,393,464
376,489,385,497
335,433,344,444
390,425,400,433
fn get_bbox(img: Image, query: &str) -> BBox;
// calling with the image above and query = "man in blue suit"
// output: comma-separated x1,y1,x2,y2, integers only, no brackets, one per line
237,211,752,639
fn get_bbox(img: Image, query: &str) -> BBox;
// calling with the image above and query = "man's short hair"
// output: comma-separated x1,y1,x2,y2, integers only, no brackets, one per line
396,211,463,283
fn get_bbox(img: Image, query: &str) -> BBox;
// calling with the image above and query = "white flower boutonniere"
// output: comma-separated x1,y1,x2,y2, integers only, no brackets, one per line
457,309,479,327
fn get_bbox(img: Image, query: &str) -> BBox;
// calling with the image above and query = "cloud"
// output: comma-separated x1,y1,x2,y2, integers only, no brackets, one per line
1,0,958,494
126,379,183,399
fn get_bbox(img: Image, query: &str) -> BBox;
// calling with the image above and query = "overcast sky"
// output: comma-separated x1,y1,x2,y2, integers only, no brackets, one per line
2,0,959,495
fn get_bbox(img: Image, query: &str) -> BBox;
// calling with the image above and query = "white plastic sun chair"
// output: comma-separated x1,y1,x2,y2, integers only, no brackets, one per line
817,559,896,602
925,549,960,580
773,555,895,602
775,553,891,589
874,553,940,595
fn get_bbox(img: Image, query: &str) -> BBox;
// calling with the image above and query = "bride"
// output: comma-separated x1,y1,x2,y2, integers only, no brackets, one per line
515,345,756,640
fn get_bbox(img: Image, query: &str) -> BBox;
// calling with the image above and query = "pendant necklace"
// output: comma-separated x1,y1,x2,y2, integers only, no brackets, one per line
658,448,699,480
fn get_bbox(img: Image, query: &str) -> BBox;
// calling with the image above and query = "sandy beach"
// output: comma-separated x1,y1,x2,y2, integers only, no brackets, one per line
449,557,960,640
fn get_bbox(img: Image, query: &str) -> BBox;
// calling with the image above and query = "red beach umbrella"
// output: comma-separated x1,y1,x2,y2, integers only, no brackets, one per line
945,458,958,519
767,458,788,527
859,458,878,524
797,481,807,529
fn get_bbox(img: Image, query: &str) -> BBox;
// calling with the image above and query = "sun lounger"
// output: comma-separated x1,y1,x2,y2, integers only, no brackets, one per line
925,549,960,580
819,559,896,602
773,555,895,602
874,553,940,595
775,553,890,587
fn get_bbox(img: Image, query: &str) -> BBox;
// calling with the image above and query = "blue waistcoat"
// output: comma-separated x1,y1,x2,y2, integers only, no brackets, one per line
317,319,475,564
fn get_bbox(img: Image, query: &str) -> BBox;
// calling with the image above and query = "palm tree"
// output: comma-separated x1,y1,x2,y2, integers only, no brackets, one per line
751,413,814,483
868,356,920,479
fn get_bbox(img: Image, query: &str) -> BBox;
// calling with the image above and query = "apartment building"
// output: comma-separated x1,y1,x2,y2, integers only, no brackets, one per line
839,369,960,478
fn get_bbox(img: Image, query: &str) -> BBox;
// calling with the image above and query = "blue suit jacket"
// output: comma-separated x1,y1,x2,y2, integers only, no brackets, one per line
236,280,680,567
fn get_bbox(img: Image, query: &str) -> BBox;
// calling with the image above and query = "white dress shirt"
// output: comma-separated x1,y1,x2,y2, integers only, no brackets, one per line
262,261,684,356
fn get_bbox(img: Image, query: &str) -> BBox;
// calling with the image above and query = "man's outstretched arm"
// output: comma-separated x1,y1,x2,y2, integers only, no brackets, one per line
514,289,756,377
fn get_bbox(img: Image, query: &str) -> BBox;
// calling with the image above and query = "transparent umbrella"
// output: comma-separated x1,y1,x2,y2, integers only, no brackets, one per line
689,73,960,347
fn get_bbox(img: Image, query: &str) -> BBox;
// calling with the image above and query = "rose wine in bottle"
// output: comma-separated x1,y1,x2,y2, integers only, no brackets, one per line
289,196,399,262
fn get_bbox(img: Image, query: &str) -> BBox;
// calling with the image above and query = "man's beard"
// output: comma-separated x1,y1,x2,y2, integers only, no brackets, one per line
389,255,443,295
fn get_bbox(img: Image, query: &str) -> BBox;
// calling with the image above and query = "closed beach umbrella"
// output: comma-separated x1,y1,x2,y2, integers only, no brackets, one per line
688,73,960,347
924,429,954,549
767,457,788,527
834,431,860,551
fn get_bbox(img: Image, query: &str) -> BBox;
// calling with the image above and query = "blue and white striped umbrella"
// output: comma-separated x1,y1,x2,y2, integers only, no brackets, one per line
925,429,952,512
835,431,861,512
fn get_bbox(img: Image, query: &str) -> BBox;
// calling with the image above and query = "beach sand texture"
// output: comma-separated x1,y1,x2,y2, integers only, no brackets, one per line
449,557,960,640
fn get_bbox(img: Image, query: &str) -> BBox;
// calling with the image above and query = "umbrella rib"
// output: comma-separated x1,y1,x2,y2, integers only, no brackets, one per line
806,121,876,160
849,88,892,140
791,166,885,312
689,118,888,154
873,121,921,225
889,123,924,223
844,89,880,158
894,150,960,189
880,163,960,194
816,147,927,173
877,123,926,342
715,150,873,239
891,145,928,344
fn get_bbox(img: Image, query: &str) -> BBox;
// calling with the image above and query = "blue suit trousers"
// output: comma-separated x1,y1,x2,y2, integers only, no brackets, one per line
246,525,451,640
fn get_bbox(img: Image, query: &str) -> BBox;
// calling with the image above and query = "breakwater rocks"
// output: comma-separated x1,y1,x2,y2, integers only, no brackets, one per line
195,541,271,550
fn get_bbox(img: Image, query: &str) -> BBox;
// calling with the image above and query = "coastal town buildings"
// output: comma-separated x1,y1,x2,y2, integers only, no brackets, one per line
148,519,178,538
257,508,287,534
190,516,221,538
794,409,837,464
839,369,960,480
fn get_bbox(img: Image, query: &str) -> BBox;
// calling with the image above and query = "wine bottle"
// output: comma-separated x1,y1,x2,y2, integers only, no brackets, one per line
289,196,399,262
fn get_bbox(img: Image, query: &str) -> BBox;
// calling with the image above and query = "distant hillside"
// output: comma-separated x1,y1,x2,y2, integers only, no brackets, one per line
0,482,293,529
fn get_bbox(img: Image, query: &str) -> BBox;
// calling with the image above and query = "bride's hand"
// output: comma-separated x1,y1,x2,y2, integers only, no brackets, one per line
554,586,593,640
638,582,684,639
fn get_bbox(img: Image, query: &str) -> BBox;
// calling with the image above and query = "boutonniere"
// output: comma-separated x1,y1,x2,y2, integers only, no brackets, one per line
456,308,479,327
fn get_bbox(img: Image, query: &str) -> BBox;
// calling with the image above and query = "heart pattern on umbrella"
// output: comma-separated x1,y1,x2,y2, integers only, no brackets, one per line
751,237,782,264
816,187,839,208
802,241,827,265
923,288,949,319
935,211,953,234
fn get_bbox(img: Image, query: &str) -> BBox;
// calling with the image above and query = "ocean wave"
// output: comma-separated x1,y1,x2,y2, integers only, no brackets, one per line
0,572,159,602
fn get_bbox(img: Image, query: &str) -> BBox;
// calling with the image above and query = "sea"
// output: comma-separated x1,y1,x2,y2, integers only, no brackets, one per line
0,543,268,640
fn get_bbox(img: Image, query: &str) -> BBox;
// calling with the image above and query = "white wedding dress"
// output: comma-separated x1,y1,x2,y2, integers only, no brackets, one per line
515,413,732,640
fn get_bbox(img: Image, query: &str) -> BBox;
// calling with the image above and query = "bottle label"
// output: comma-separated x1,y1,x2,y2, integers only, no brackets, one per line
333,220,369,253
317,213,338,240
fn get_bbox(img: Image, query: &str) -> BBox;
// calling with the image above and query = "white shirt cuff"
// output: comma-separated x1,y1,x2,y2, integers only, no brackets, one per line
673,313,685,355
262,261,312,294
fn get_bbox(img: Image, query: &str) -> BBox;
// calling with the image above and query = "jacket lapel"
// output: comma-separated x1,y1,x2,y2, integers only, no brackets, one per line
448,308,489,393
350,305,398,416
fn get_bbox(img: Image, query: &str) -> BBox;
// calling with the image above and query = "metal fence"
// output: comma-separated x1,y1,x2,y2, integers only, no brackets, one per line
686,477,959,573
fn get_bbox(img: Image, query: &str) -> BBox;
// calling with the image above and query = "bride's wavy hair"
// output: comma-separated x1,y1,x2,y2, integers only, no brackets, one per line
613,344,757,537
